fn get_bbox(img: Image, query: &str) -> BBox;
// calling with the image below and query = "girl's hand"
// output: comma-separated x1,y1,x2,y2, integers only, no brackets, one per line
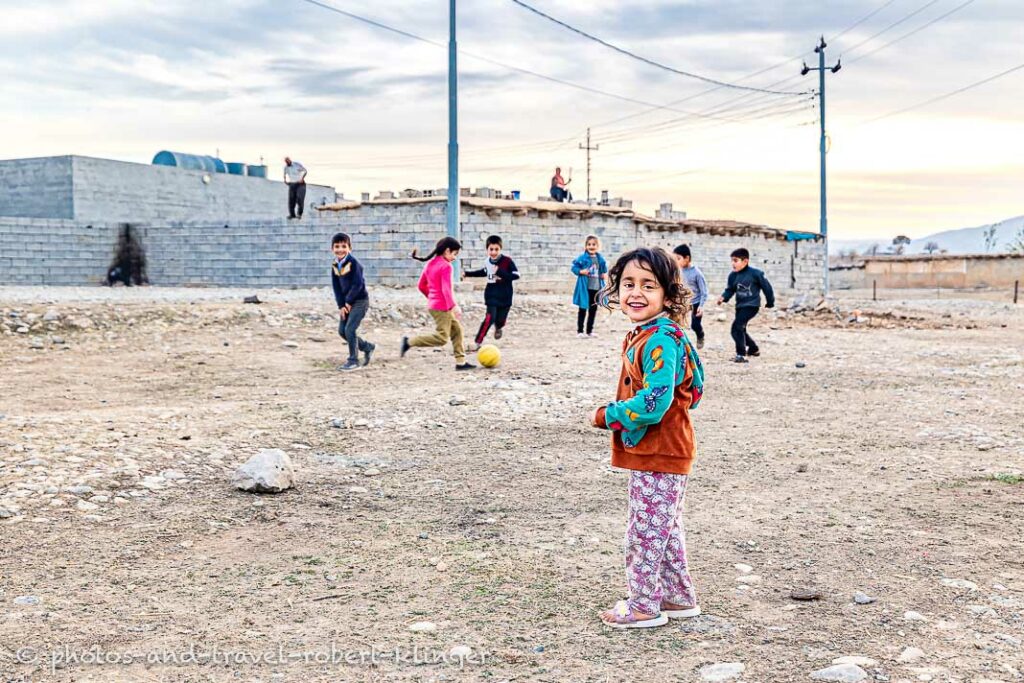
580,267,590,275
589,407,601,427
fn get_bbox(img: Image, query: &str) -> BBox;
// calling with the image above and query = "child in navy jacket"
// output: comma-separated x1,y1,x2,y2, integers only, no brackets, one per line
464,235,520,344
331,232,375,371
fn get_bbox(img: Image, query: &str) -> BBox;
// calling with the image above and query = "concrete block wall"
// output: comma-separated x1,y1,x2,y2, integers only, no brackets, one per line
0,157,74,219
0,156,336,224
0,201,825,296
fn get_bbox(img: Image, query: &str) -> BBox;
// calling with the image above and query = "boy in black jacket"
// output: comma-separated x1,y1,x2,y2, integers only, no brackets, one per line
464,235,520,345
331,232,375,371
717,247,775,363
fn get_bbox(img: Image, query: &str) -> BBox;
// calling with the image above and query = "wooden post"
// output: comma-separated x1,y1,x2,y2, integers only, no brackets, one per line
1015,279,1019,304
873,279,877,302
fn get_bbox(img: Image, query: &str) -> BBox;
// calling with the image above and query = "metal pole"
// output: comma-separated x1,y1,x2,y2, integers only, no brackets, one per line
873,279,877,302
818,40,829,298
1015,279,1019,304
446,0,459,244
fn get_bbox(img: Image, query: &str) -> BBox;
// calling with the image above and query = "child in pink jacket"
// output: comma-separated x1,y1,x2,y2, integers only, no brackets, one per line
400,237,476,371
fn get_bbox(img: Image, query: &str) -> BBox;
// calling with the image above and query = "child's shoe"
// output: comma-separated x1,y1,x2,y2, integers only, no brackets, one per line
577,332,587,339
363,343,376,366
747,348,760,357
400,337,410,358
661,602,702,619
732,355,748,363
494,327,503,340
339,360,360,372
455,362,477,371
696,337,705,350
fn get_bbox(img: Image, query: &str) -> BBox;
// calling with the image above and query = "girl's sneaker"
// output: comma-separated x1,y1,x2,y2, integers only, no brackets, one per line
400,337,410,358
577,332,587,339
587,332,597,338
732,355,748,363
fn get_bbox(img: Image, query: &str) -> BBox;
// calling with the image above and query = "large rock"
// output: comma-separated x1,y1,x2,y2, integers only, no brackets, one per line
232,449,295,493
700,662,745,681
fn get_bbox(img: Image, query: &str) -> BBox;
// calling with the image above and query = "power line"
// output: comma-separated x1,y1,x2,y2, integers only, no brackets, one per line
297,0,787,124
863,60,1024,124
829,0,900,42
508,0,808,95
847,0,977,65
841,0,944,57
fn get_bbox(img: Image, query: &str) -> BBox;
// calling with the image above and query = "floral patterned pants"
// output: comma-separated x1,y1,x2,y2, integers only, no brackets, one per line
624,470,697,616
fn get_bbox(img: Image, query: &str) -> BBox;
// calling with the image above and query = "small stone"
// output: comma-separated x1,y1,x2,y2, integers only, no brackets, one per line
435,561,448,572
408,621,437,632
449,645,473,658
904,611,927,622
362,468,381,476
449,396,468,406
993,633,1021,647
810,664,868,682
832,656,878,668
43,309,61,322
348,486,368,494
797,463,809,473
0,508,14,519
161,469,187,480
735,575,761,584
331,418,348,429
796,362,807,368
853,592,875,605
51,336,65,345
418,532,429,540
231,449,295,493
29,340,44,349
734,563,753,574
940,578,978,591
896,647,924,663
76,500,99,512
791,589,822,601
66,485,95,496
282,341,299,348
700,662,745,681
14,595,41,606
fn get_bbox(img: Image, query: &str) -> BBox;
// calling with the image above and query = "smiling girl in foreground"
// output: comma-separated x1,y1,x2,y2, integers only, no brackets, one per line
590,247,705,629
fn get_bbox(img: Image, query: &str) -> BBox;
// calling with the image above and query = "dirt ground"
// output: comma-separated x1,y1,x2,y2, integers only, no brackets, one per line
1,286,1022,683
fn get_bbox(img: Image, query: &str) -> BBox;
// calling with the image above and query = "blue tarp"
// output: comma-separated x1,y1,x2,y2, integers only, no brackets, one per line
785,231,821,241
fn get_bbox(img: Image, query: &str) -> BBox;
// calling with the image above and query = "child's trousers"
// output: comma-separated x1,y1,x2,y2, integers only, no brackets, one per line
410,308,466,364
474,304,511,345
731,307,760,356
625,470,697,616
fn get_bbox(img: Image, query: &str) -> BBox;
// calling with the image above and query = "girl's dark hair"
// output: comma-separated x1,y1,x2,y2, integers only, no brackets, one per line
601,247,691,323
411,236,462,262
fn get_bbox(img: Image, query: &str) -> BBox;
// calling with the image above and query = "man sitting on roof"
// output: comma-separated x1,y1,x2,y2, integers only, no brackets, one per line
550,167,572,203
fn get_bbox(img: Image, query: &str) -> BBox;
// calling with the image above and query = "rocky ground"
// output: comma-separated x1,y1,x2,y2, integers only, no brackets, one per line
1,286,1022,683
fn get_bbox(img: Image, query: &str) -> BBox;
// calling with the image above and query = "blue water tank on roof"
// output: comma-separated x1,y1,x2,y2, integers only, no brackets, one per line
226,162,247,175
152,151,227,173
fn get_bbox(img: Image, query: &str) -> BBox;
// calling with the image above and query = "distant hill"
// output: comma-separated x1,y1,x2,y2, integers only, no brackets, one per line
831,215,1023,255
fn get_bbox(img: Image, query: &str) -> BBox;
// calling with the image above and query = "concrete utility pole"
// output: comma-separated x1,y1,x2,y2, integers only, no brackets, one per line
446,0,459,243
579,127,598,204
802,37,840,296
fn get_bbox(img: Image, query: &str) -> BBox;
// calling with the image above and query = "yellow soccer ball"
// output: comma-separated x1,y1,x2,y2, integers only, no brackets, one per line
477,344,501,368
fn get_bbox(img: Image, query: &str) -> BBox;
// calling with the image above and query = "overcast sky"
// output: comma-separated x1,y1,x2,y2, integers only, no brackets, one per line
1,0,1022,238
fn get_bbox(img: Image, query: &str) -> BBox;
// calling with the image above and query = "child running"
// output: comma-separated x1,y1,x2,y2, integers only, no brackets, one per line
716,247,775,363
331,232,375,371
464,235,520,344
571,235,608,338
672,244,708,349
401,236,476,371
590,246,705,629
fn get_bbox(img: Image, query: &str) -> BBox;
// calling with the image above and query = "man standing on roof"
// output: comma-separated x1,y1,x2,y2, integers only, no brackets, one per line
550,167,572,203
284,157,308,220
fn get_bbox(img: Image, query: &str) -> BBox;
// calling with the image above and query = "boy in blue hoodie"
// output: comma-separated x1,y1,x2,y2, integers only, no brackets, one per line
464,235,520,344
717,248,774,363
331,232,375,371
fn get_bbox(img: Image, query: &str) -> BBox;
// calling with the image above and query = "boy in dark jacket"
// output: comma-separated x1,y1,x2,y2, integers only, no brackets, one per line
717,247,774,363
331,232,375,371
464,235,520,345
